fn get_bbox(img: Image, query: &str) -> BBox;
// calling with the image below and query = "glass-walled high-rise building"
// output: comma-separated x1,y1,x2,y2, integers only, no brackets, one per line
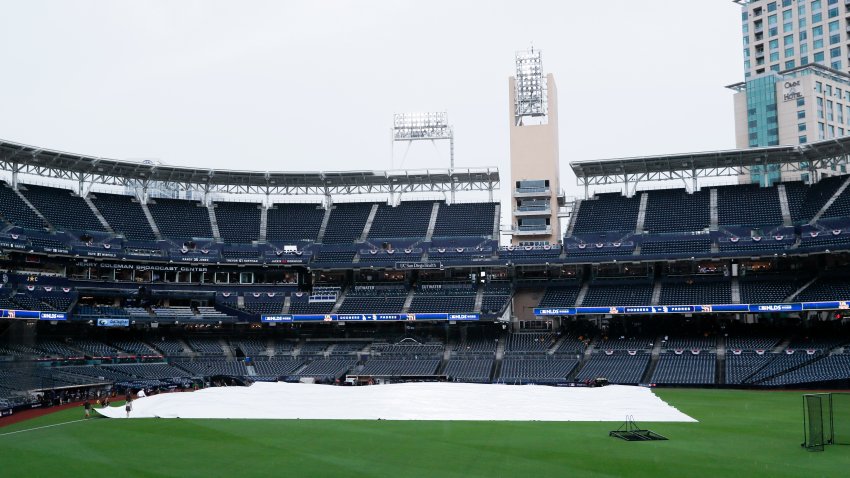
731,0,850,184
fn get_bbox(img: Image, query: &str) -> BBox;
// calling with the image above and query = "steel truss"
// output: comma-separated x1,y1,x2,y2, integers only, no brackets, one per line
0,139,498,199
571,137,850,196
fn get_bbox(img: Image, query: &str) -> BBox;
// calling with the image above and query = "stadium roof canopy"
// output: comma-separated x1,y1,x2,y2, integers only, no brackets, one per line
0,139,498,196
570,135,850,192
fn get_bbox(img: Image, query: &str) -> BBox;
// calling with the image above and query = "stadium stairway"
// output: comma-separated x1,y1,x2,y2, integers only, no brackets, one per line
83,195,114,233
566,200,581,236
575,282,590,307
750,352,830,386
316,206,333,243
651,281,662,306
208,205,222,242
785,277,819,302
359,204,379,241
492,202,501,238
709,188,719,231
716,336,726,385
811,174,850,224
491,333,507,382
14,188,52,230
567,337,598,381
640,336,664,384
402,288,415,313
282,295,291,314
331,287,349,314
731,278,741,303
634,192,648,233
474,284,484,313
777,184,793,226
258,204,268,243
773,338,791,354
220,338,235,359
423,202,440,242
246,364,257,376
139,201,163,240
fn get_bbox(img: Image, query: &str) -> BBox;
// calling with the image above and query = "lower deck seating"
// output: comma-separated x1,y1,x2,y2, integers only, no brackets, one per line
498,356,578,383
444,358,493,382
575,353,650,384
650,353,715,384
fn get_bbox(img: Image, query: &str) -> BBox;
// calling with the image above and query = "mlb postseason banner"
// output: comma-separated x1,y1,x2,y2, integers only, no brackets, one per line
534,301,850,316
262,313,479,323
97,318,130,327
0,309,67,320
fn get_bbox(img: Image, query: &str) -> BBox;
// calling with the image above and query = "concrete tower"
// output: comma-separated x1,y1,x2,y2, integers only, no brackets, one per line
509,49,563,245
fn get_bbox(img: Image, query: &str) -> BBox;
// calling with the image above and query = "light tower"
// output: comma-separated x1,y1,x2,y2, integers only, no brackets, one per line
509,48,563,245
391,112,456,201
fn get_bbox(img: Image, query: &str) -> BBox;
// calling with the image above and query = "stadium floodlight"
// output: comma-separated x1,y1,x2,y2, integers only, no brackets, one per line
391,112,456,200
514,48,547,122
392,112,452,141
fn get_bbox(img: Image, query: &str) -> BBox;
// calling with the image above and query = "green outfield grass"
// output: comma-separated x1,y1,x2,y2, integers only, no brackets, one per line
0,388,846,477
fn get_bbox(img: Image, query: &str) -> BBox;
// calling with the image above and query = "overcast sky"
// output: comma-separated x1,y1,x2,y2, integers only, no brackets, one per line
0,0,743,200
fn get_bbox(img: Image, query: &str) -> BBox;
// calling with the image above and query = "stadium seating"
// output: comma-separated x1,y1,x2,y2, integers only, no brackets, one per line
321,203,375,244
659,278,732,305
433,202,496,237
90,192,158,241
640,236,712,255
738,276,802,304
253,359,303,377
797,276,850,302
505,333,553,354
787,176,845,223
20,184,106,232
408,282,477,314
537,286,581,308
643,189,710,233
498,357,578,384
295,358,355,378
444,358,493,382
716,184,783,227
0,181,48,229
368,201,434,240
572,193,641,234
359,359,440,376
575,352,650,384
581,283,654,307
266,203,324,243
176,361,247,377
147,197,213,240
214,202,261,244
650,353,715,384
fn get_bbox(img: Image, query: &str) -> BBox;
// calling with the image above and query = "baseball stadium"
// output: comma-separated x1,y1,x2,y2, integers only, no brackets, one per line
2,1,850,476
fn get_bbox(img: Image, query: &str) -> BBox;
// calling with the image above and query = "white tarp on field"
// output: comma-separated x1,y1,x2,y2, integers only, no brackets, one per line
95,382,696,422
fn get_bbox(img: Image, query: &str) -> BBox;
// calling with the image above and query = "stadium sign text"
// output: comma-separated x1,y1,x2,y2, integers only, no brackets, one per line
534,301,850,316
395,261,442,270
74,261,209,272
261,312,479,323
0,309,67,320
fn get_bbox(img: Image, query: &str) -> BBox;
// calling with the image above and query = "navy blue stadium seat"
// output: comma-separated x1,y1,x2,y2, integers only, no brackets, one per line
266,203,324,243
643,189,710,233
0,181,48,230
20,184,106,232
147,197,213,240
214,202,261,244
90,192,157,241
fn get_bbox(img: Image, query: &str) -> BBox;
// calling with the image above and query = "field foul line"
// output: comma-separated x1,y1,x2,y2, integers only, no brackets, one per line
0,418,89,437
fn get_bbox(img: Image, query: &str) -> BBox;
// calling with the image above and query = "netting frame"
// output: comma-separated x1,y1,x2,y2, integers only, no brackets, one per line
802,392,850,451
